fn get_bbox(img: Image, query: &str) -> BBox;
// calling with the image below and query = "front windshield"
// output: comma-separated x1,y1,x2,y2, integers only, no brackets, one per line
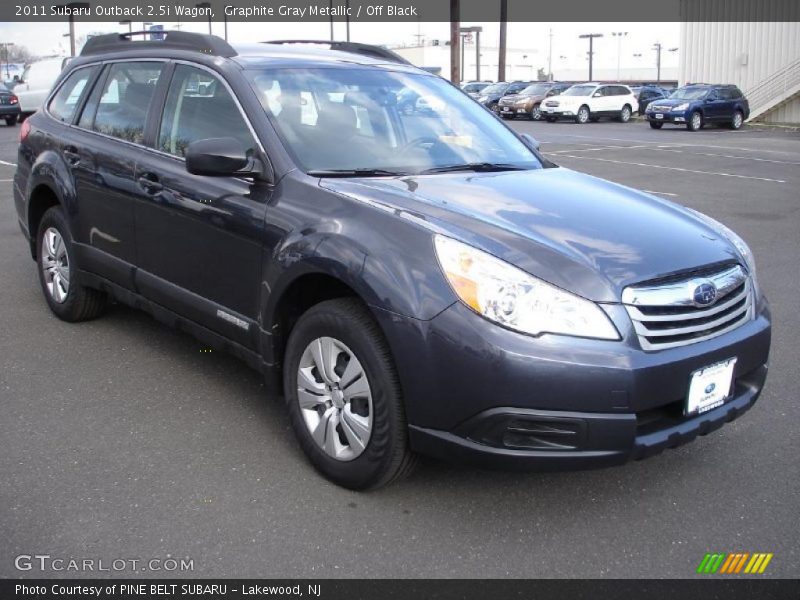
562,85,596,97
246,68,542,175
480,83,508,96
670,87,709,100
520,84,550,96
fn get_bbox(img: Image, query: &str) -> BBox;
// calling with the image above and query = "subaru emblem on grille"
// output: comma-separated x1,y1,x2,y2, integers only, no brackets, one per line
692,281,718,307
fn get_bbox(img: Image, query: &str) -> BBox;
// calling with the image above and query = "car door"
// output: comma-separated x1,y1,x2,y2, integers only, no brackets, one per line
133,63,271,349
592,86,612,114
68,60,167,288
703,88,726,121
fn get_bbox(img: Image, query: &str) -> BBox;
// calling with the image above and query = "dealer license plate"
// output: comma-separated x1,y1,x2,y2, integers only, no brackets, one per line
686,358,737,416
655,113,664,119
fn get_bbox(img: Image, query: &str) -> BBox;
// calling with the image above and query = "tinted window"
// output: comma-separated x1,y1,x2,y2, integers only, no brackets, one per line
158,64,255,158
563,85,596,97
48,66,98,123
91,62,163,144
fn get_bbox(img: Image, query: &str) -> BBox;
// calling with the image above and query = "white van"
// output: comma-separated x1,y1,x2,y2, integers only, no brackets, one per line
15,57,69,116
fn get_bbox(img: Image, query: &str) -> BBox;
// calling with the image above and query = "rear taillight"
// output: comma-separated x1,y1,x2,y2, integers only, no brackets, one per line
9,95,18,105
19,118,31,143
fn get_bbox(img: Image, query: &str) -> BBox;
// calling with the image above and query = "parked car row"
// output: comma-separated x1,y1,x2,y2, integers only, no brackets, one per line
463,79,752,131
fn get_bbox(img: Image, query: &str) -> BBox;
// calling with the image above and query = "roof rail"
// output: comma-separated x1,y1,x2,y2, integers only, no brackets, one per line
264,40,412,65
81,30,237,58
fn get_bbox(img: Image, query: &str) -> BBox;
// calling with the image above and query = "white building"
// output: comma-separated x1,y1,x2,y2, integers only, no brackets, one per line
680,17,800,123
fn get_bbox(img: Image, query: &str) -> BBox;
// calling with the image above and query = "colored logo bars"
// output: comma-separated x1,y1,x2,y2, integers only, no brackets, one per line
697,552,773,574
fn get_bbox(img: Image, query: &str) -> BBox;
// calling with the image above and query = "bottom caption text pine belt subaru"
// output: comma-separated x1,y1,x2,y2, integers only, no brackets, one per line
13,31,771,489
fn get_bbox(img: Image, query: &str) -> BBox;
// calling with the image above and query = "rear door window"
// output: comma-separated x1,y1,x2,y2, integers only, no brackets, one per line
90,62,164,144
48,66,99,123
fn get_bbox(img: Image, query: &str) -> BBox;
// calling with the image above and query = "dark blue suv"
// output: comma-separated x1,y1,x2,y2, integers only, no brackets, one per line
14,32,770,489
646,84,750,131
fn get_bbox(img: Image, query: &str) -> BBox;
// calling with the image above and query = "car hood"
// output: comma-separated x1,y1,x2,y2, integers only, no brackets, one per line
648,97,692,108
320,168,739,302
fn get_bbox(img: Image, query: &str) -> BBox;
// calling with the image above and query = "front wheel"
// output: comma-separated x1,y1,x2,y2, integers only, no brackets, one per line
575,105,590,124
687,111,703,131
283,298,417,490
531,104,542,121
649,121,663,129
619,105,632,123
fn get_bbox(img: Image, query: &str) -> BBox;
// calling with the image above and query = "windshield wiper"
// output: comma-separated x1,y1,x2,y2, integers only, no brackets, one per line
420,162,529,174
308,168,407,178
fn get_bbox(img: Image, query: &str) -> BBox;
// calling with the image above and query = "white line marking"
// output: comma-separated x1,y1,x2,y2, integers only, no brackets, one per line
0,159,16,167
0,178,13,182
642,190,678,197
644,147,800,165
558,154,787,183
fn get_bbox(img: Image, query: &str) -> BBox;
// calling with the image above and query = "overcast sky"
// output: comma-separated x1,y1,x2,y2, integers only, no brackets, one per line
0,21,680,72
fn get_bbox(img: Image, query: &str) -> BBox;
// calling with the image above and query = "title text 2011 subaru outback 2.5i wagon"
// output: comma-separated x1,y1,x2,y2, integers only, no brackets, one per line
14,32,771,489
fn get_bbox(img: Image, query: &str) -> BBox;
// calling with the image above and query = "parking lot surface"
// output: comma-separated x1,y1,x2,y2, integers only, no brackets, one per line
1,119,798,578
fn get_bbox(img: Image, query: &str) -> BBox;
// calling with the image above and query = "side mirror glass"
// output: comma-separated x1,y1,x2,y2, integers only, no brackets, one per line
185,137,260,178
592,92,602,97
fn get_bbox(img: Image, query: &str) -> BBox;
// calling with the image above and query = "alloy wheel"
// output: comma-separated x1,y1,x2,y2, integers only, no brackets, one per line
733,112,743,129
692,112,702,130
578,107,589,123
41,227,70,303
532,105,541,120
296,336,373,461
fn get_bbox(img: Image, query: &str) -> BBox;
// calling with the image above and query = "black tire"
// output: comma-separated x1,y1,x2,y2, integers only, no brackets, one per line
36,206,107,322
687,111,703,131
500,113,512,120
5,115,17,126
649,121,663,129
589,116,600,123
730,110,744,130
283,298,417,490
619,104,632,123
530,104,542,121
575,105,590,124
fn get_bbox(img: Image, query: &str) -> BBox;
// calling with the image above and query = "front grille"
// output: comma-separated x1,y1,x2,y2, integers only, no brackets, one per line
545,100,559,107
649,105,672,112
622,265,753,351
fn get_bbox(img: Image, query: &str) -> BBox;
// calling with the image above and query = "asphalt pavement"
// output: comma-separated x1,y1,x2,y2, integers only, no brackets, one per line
1,118,798,578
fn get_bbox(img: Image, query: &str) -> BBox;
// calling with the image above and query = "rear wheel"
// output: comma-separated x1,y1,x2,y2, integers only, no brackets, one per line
575,105,590,124
619,104,632,123
687,111,703,131
649,121,663,129
36,206,107,322
731,110,744,130
283,298,417,490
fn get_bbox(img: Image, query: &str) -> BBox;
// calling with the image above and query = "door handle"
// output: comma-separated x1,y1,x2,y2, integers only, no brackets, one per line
137,173,163,194
63,146,80,166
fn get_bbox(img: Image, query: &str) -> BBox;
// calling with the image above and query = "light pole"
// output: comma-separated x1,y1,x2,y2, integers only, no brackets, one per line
547,28,553,81
119,20,132,34
460,26,482,81
195,3,212,35
579,33,603,81
612,31,628,81
345,0,350,42
56,3,90,57
498,0,507,83
329,0,334,41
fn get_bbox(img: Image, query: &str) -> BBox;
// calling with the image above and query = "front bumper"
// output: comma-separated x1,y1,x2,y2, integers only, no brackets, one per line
646,110,689,124
374,298,771,471
499,104,529,116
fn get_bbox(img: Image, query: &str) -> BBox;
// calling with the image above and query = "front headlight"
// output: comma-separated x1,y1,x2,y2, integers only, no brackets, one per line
687,209,760,297
673,102,690,111
434,236,620,340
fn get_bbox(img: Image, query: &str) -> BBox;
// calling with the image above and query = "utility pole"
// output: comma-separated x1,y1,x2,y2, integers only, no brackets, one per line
1,43,14,80
56,3,90,57
345,0,350,42
329,0,334,41
612,31,628,81
498,0,507,82
579,33,603,81
195,2,212,35
450,0,460,84
653,42,662,82
118,20,132,34
547,28,553,81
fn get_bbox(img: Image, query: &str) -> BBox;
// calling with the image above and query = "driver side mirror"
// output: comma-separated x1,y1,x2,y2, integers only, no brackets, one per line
520,133,540,152
592,91,602,98
185,137,265,179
